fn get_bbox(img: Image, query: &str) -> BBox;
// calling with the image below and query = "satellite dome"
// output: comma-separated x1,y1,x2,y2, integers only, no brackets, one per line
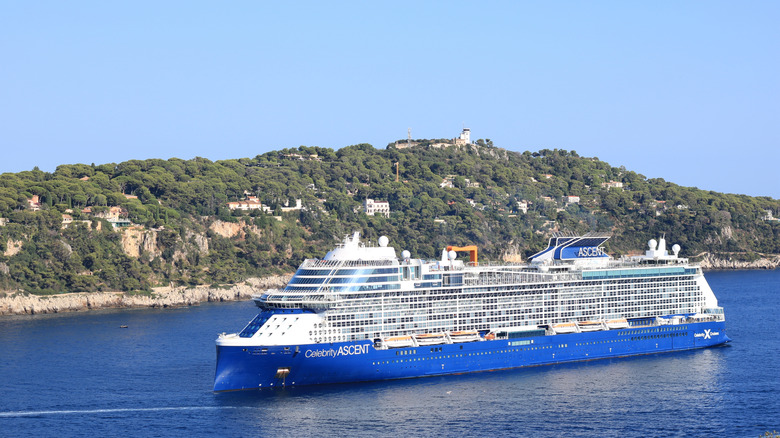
378,236,389,247
648,239,657,250
448,250,457,260
402,250,411,259
672,244,681,255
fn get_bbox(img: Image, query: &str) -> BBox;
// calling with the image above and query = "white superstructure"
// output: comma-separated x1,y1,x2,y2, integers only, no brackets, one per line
218,233,724,349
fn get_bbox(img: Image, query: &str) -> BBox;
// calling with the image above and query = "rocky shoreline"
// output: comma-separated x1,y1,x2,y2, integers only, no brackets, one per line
0,275,291,316
694,254,780,270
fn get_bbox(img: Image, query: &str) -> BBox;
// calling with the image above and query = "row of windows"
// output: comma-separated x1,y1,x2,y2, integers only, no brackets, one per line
292,269,334,276
629,332,687,341
294,267,400,277
381,281,694,303
283,284,403,294
289,275,401,285
324,299,702,323
619,326,688,335
372,346,566,366
335,288,703,307
329,284,401,292
583,267,697,280
329,276,400,284
464,273,697,289
332,268,400,276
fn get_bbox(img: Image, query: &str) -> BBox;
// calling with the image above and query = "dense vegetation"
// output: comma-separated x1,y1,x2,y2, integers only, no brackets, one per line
1,140,778,294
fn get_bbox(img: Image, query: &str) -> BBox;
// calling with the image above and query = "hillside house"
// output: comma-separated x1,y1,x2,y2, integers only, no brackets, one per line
79,206,133,229
280,199,303,212
517,200,529,214
364,199,390,217
601,181,624,189
27,195,42,211
227,196,272,213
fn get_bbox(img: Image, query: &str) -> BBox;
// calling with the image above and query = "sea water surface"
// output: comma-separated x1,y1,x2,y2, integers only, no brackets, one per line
1,270,779,437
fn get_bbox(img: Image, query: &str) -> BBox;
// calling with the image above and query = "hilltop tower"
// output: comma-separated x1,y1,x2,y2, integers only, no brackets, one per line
455,127,471,145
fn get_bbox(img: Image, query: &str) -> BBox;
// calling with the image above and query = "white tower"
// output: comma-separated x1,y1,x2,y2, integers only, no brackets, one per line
459,128,470,144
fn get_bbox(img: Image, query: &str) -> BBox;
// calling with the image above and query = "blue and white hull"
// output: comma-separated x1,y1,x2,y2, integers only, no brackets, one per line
214,320,729,391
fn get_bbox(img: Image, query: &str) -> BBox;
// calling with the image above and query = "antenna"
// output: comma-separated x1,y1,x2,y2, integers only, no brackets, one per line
407,128,411,148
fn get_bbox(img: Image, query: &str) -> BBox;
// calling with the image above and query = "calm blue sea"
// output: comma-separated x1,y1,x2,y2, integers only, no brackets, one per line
1,270,778,437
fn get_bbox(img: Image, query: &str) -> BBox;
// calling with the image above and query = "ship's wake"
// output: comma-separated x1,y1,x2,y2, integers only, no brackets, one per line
0,406,237,418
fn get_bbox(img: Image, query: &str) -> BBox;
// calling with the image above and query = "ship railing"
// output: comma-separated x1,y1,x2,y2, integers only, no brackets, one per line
619,314,721,329
301,259,342,268
464,261,528,268
603,259,693,269
301,259,396,268
549,258,695,270
252,290,342,309
684,314,723,323
458,257,695,271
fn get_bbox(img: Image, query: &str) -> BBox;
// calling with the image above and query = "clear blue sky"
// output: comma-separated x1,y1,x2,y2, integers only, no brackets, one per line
2,2,778,197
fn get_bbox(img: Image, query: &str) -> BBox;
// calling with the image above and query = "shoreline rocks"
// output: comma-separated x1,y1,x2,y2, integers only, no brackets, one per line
695,254,780,270
0,275,291,316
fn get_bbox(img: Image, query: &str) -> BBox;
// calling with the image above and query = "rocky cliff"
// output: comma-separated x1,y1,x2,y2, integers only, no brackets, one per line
0,275,290,316
121,226,160,258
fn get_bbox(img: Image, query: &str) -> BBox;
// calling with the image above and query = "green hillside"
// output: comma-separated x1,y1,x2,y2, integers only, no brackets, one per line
1,140,778,294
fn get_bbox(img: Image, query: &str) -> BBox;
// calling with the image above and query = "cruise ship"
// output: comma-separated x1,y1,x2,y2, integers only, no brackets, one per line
214,232,729,391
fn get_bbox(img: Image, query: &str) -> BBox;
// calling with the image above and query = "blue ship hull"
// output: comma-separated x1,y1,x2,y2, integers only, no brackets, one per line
214,320,729,391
